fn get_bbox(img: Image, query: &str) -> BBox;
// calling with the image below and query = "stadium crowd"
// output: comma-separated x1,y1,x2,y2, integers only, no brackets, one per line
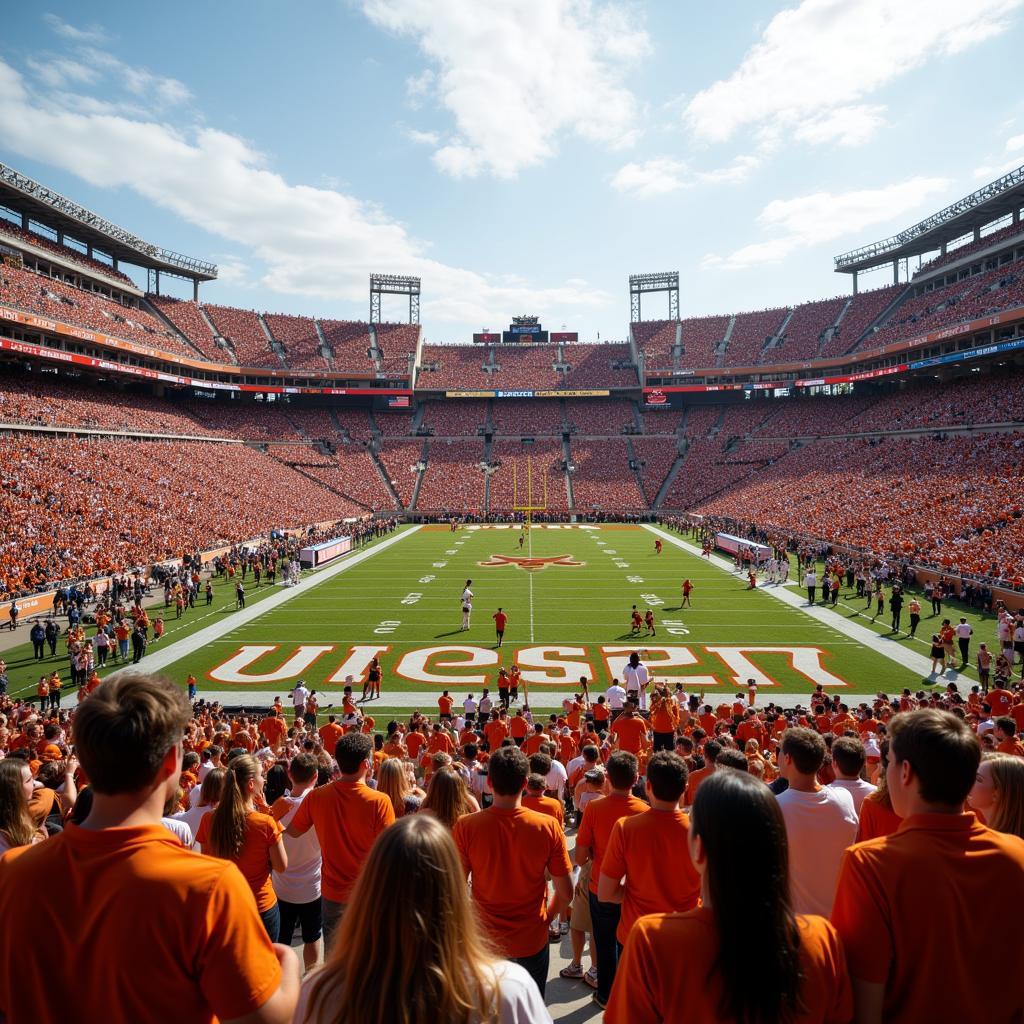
0,669,1021,1023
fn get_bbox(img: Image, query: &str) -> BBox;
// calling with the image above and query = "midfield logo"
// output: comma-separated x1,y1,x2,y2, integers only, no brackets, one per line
476,553,585,572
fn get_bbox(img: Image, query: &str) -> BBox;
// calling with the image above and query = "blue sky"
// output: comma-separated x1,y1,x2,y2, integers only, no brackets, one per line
2,1,1024,343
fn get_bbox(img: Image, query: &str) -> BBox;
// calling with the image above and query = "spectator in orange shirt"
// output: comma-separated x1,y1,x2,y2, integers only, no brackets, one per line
196,753,287,940
993,716,1024,757
259,709,287,752
522,773,565,828
609,702,648,755
832,709,1024,1023
317,715,344,758
288,732,396,946
969,753,1024,840
0,672,299,1024
574,750,645,1007
605,769,852,1024
453,745,572,997
683,739,720,806
599,752,700,946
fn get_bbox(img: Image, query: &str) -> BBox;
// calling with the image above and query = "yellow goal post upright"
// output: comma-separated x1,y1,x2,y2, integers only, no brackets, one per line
512,454,548,527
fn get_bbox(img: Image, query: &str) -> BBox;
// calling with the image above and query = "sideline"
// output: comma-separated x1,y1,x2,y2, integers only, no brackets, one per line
642,524,948,687
108,526,423,679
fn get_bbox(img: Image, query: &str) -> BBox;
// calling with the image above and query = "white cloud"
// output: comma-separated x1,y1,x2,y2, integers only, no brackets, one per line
703,176,950,270
611,153,760,198
973,156,1024,180
686,0,1022,147
0,58,608,323
43,13,108,44
25,55,100,89
79,48,191,107
1006,133,1024,152
361,0,650,178
405,127,440,146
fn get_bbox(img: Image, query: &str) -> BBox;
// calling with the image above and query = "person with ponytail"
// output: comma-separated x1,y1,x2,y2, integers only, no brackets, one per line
606,769,852,1024
970,752,1024,839
196,753,288,940
297,814,551,1024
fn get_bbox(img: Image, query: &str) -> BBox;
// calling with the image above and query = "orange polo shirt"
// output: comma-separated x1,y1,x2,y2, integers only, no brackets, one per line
453,806,571,958
602,808,701,944
195,811,282,912
610,715,647,754
521,793,565,829
576,793,648,895
606,909,852,1024
289,779,395,902
832,813,1024,1023
0,824,281,1023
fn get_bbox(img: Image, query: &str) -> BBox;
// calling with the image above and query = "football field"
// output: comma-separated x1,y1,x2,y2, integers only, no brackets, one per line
137,522,984,715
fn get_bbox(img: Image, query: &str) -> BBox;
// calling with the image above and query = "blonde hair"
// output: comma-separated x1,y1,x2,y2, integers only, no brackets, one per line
209,754,259,858
303,815,499,1024
376,758,411,818
986,754,1024,840
420,767,474,829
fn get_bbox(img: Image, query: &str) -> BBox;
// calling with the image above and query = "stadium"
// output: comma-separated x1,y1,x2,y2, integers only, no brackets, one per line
1,5,1023,1023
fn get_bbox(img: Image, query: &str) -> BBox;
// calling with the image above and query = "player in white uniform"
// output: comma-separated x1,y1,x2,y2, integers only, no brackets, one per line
460,579,473,630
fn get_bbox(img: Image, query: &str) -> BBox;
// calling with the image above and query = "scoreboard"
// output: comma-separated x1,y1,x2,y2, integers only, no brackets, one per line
503,324,549,344
472,332,501,344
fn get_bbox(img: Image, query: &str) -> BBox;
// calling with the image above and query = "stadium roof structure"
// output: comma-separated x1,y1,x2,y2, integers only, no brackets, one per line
834,164,1024,276
0,161,217,283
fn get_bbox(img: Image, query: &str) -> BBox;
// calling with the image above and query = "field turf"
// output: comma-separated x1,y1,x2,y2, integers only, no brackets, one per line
5,524,1000,717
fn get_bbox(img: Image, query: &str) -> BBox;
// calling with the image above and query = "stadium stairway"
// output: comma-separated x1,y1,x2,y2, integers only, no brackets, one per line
714,316,736,367
762,307,795,361
561,436,576,509
407,439,429,510
140,298,210,361
314,319,335,370
369,444,404,510
258,314,290,369
846,285,911,354
367,325,385,372
816,298,852,356
624,437,651,498
653,450,686,509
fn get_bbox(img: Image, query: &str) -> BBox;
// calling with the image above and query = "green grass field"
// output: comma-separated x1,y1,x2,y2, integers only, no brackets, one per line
5,523,1000,717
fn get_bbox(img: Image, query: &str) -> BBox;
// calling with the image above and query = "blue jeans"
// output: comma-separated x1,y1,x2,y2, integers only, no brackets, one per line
512,942,550,999
259,901,281,943
589,890,622,1003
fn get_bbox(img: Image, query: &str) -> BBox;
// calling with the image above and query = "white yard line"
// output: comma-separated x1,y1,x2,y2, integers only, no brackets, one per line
528,526,536,643
107,526,423,678
643,524,953,686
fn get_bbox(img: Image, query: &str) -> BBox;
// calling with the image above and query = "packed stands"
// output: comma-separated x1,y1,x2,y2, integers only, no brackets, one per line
147,296,226,362
693,433,1024,582
488,440,569,513
490,344,560,388
722,307,788,366
679,315,730,370
561,343,638,387
914,220,1024,277
630,437,679,504
565,398,636,434
417,344,492,389
771,297,846,363
203,304,279,367
264,313,328,370
282,405,342,442
818,284,901,358
638,405,683,434
301,446,397,510
374,409,415,437
751,394,879,438
419,399,488,437
318,320,375,373
374,323,420,377
0,219,137,288
490,399,564,436
267,443,336,468
179,399,302,441
416,439,487,512
0,436,346,599
716,402,777,440
682,405,723,438
661,435,789,510
0,264,195,357
569,438,646,511
333,409,374,441
632,320,677,370
376,439,424,508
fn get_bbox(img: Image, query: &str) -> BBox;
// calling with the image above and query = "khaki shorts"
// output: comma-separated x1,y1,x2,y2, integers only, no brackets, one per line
570,862,593,933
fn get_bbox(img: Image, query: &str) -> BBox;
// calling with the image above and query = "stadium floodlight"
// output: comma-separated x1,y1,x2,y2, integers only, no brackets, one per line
370,273,421,324
628,271,679,322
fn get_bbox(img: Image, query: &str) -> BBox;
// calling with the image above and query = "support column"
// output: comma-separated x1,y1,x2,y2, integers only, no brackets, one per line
155,270,161,296
940,241,947,256
974,226,982,242
56,230,64,246
193,279,199,302
112,258,119,271
1014,208,1020,226
892,260,899,285
20,212,29,230
852,271,859,296
86,244,93,259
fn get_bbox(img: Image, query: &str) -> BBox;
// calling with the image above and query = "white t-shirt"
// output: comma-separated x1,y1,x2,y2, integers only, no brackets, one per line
622,664,650,693
545,760,568,801
172,802,213,846
272,789,322,905
464,698,478,716
291,685,310,709
776,786,858,917
828,777,877,816
803,572,817,587
955,623,973,639
161,816,193,848
295,960,551,1024
605,684,626,710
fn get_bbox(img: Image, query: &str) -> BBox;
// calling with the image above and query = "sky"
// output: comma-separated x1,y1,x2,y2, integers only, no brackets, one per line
2,1,1024,344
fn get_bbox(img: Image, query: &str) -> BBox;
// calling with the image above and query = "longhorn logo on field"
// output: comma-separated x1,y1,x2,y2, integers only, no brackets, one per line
476,553,585,572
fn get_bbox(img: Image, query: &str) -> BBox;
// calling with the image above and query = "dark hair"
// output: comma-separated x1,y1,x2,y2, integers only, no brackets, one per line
995,717,1017,737
73,672,190,794
263,763,289,805
781,728,826,776
831,736,866,777
487,746,529,796
606,750,639,790
528,752,552,776
691,770,804,1023
526,773,547,792
889,709,980,807
646,751,688,802
703,740,722,764
714,748,748,772
335,732,373,774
